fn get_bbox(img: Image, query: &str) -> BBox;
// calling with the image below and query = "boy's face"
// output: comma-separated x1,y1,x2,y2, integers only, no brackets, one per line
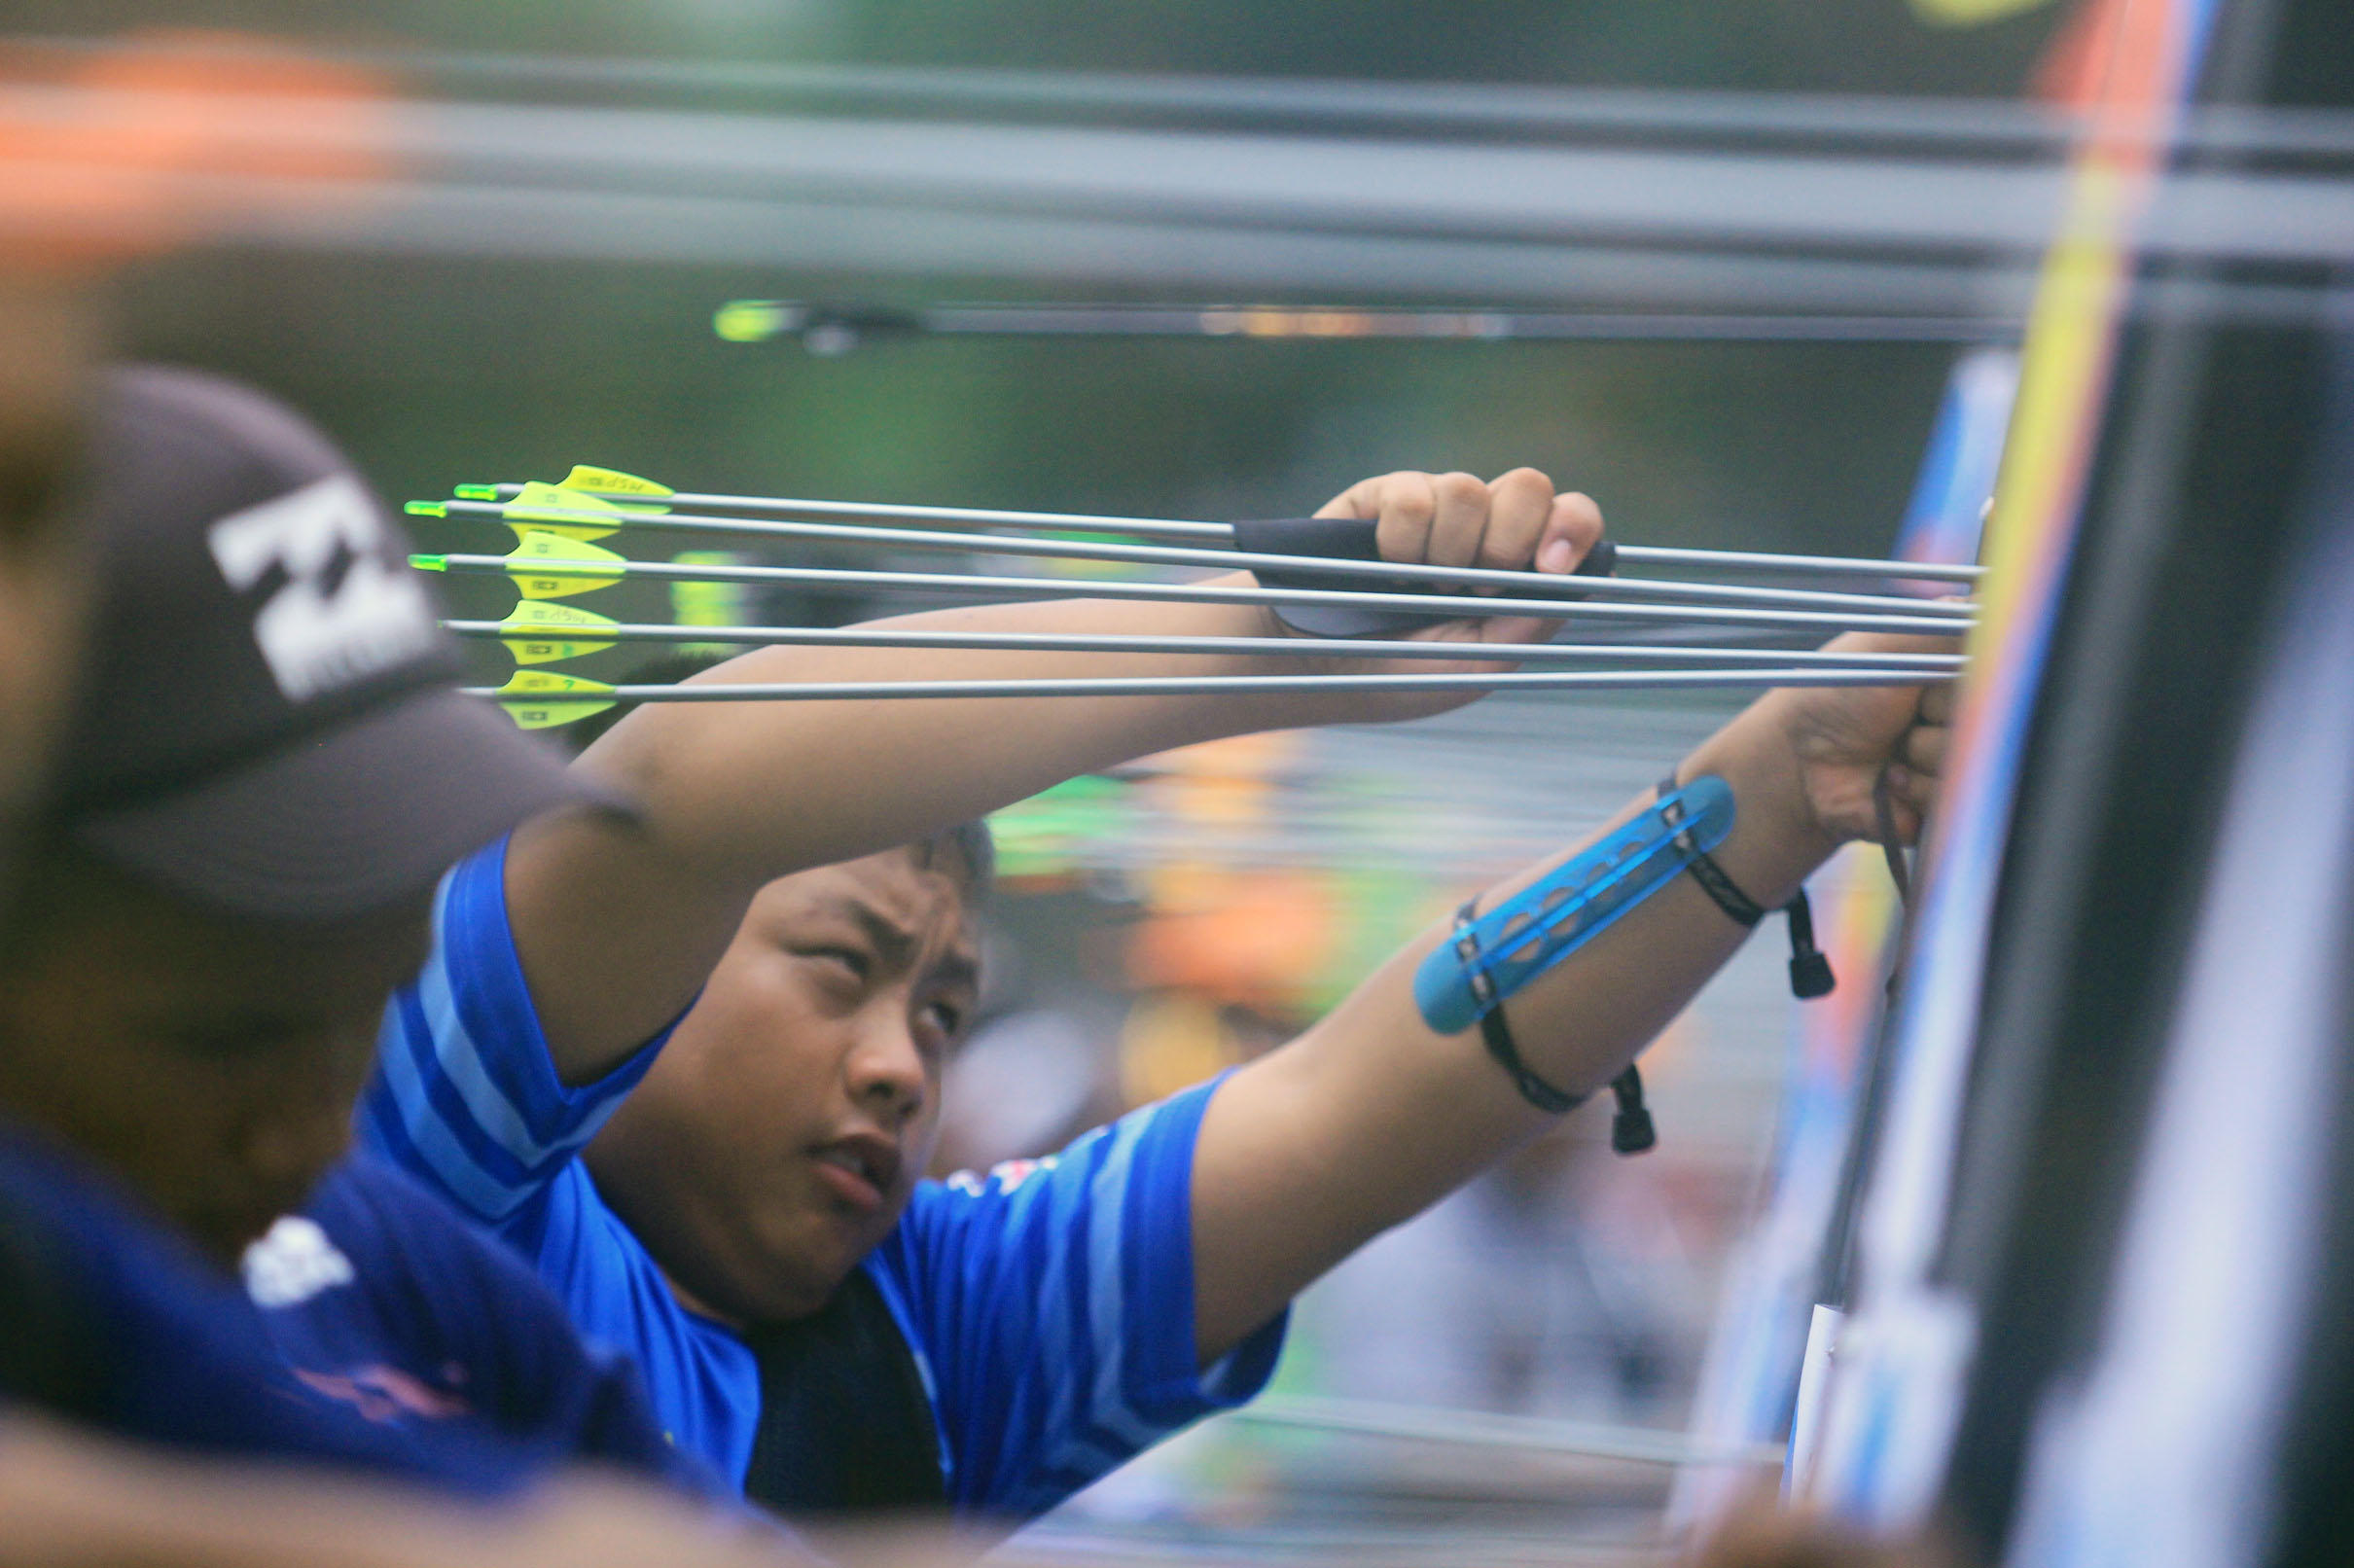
586,849,981,1326
0,855,430,1267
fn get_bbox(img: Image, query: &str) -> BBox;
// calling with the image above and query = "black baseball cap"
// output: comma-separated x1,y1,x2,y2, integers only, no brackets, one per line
51,364,613,920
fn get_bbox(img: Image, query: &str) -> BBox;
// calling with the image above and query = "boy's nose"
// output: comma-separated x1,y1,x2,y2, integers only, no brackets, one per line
844,1016,928,1127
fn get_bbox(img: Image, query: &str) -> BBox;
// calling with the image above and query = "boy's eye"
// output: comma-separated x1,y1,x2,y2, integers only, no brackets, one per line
803,945,870,980
922,1001,967,1038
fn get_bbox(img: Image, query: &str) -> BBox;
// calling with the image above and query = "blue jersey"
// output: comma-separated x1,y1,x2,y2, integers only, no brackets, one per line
0,1121,575,1494
362,837,1287,1517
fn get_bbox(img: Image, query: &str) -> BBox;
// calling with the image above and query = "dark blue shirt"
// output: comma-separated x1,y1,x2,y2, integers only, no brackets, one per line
0,1120,718,1500
259,1152,716,1492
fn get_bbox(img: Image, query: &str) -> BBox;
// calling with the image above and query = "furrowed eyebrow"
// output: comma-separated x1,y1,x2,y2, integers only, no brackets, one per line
805,895,978,992
821,898,916,970
926,952,981,995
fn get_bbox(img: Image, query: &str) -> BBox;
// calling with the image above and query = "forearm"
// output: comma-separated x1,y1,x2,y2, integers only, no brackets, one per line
1192,695,1840,1361
577,583,1356,883
0,1414,809,1568
512,585,1367,1081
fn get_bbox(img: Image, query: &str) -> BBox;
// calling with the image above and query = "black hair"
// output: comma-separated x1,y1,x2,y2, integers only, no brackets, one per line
563,649,995,905
908,816,996,908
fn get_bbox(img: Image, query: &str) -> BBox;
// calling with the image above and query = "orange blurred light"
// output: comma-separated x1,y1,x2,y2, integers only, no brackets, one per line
0,30,399,273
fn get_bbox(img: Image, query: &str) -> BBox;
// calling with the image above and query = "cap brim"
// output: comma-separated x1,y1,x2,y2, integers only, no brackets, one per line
74,688,626,921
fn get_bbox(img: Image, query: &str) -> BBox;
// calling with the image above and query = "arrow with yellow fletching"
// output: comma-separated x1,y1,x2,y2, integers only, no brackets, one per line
477,669,621,731
474,600,622,664
410,530,628,599
434,465,1982,585
410,530,1971,637
410,470,1976,623
465,665,1946,731
410,471,668,545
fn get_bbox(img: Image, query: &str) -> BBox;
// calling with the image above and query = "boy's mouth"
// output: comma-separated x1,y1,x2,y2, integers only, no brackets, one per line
808,1130,900,1213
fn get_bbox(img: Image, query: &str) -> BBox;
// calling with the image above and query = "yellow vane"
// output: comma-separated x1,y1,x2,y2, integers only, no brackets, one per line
510,530,628,600
497,481,639,543
484,669,617,731
495,600,621,664
559,465,674,501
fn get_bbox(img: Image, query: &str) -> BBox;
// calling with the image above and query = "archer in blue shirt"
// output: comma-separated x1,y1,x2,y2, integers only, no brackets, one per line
360,471,1951,1525
345,467,1623,1519
364,832,1279,1517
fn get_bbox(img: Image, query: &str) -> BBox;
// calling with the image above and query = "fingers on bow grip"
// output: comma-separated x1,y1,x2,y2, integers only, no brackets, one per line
1230,514,1618,638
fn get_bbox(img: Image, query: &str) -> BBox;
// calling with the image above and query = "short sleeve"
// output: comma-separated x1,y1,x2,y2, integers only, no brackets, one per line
359,835,670,1245
874,1072,1288,1518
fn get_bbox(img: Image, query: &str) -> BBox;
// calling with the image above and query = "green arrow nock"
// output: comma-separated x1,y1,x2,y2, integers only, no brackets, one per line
714,300,794,342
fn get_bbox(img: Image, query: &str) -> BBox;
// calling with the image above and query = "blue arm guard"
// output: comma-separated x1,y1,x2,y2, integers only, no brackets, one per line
1413,775,1737,1035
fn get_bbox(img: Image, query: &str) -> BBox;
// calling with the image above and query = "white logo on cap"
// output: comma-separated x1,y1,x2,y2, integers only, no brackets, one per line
207,473,438,701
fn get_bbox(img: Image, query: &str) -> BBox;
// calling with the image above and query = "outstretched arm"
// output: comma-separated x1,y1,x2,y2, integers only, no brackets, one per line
507,471,1603,1085
1189,639,1953,1363
0,1410,854,1568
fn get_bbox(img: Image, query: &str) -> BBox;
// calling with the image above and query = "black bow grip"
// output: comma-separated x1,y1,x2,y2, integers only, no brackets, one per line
1229,515,1619,637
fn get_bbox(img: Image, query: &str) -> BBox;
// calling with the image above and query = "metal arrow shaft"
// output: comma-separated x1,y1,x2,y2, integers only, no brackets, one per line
436,498,1972,619
445,617,1966,669
423,553,1972,636
472,484,1984,584
470,666,1949,703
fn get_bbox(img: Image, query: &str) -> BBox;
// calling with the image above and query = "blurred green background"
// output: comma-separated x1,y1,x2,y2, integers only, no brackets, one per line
24,0,2065,588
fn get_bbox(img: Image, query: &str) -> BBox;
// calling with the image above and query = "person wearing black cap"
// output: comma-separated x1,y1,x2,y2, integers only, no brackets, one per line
0,364,723,1495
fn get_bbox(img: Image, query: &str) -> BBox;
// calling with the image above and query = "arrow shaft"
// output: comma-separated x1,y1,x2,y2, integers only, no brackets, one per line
446,618,1966,669
442,499,1972,619
812,301,2019,346
469,666,1947,703
429,553,1973,636
481,486,1983,584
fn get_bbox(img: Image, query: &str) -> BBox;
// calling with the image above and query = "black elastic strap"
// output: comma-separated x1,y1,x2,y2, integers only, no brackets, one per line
1451,896,1582,1115
1658,769,1837,1000
1450,896,1657,1157
1658,770,1766,926
1785,888,1837,1000
1608,1066,1657,1156
1871,763,1918,1003
1872,764,1914,908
